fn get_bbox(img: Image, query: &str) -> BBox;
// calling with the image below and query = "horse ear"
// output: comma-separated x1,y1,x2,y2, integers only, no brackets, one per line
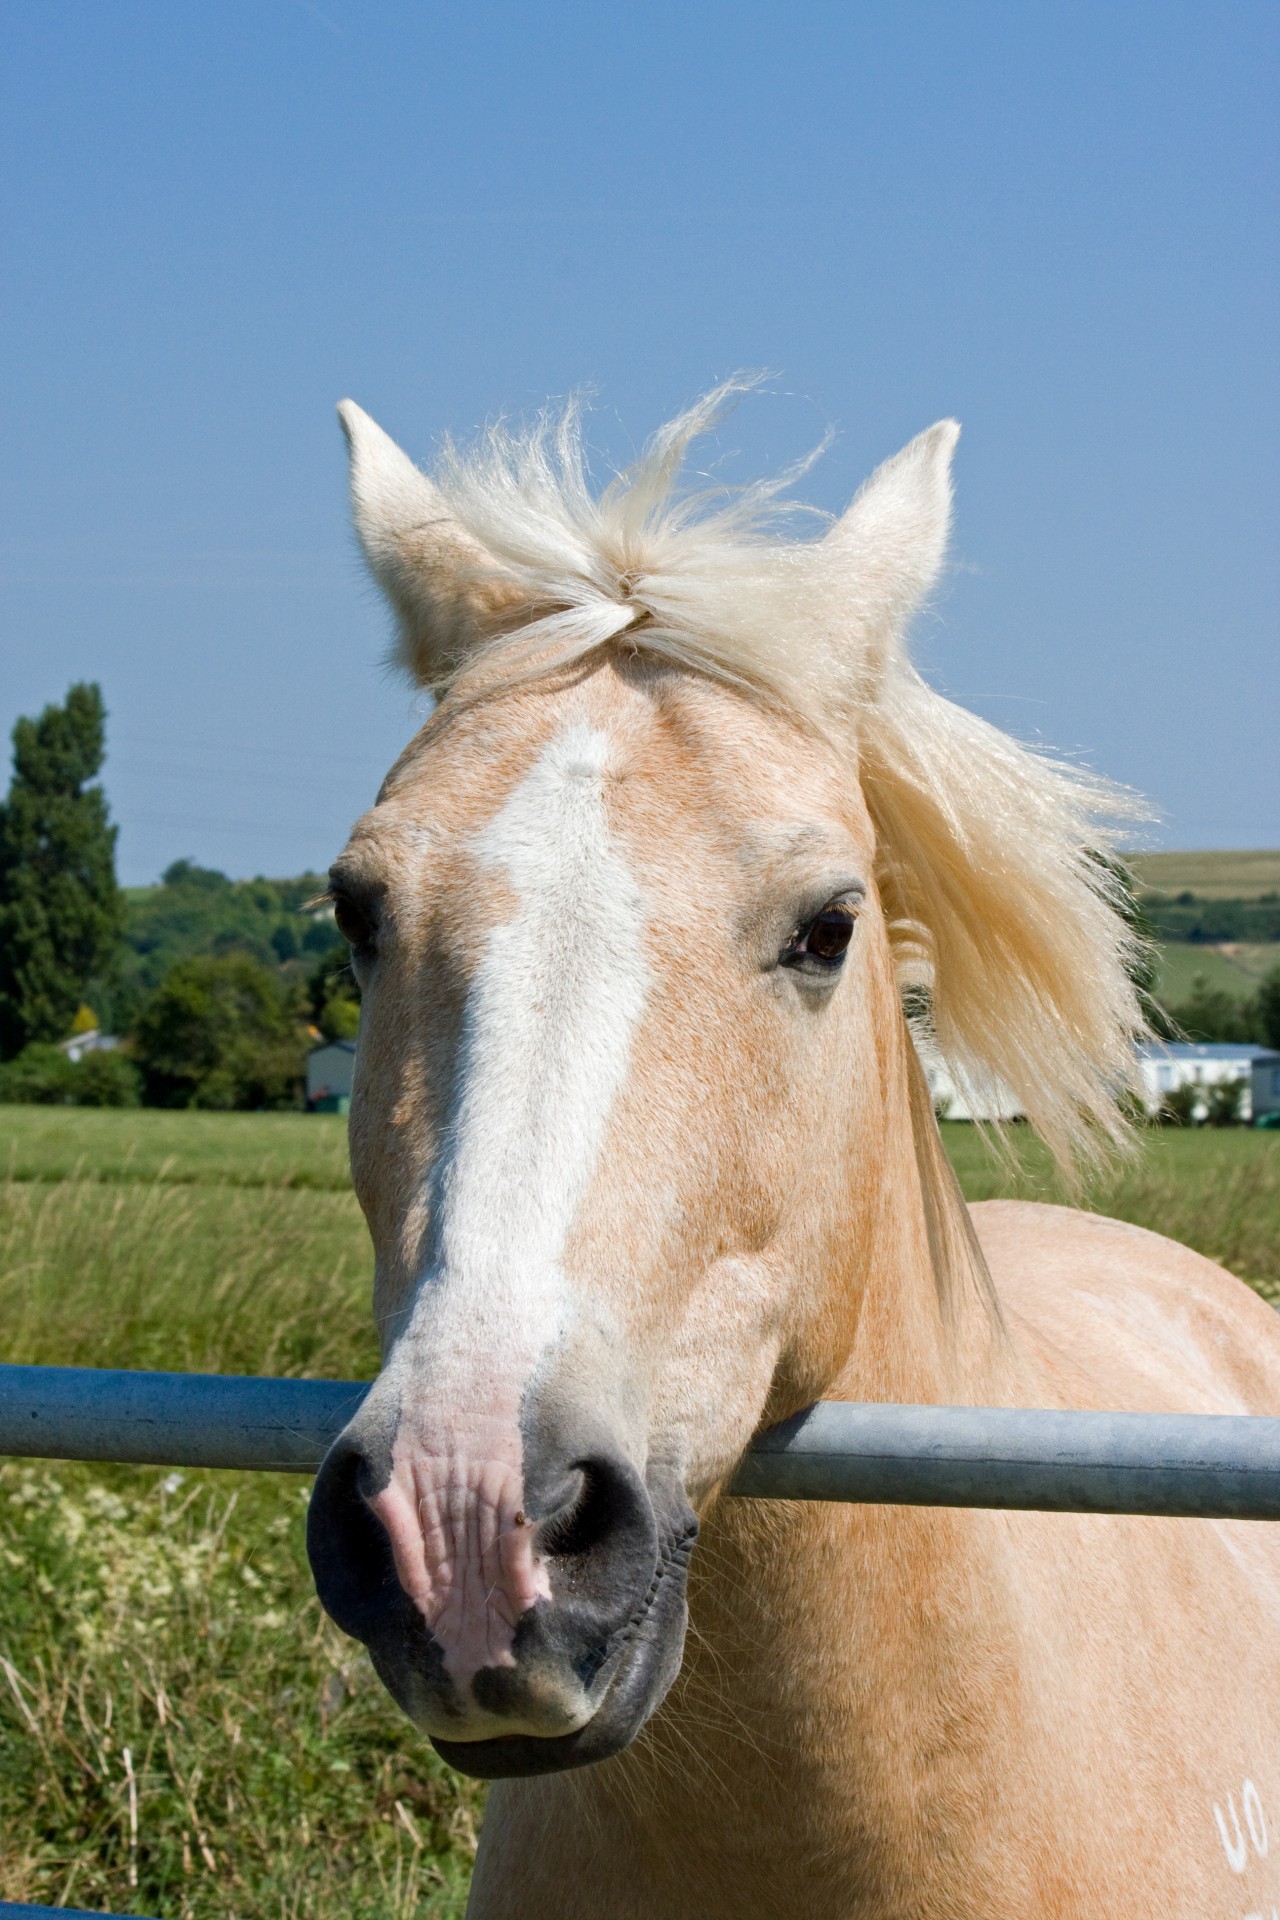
830,418,1146,1172
823,420,960,655
338,400,523,688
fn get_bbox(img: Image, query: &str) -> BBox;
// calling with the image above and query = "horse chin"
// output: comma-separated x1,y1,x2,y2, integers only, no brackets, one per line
429,1573,692,1780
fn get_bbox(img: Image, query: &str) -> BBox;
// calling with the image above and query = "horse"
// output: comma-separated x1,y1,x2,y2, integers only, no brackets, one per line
304,382,1280,1917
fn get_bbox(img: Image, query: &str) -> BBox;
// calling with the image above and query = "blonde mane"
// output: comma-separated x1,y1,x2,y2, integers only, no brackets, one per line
346,382,1149,1173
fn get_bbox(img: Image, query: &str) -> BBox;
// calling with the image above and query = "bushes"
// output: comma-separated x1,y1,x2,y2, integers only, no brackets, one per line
73,1049,143,1107
1157,1082,1200,1127
308,939,360,1041
133,953,307,1110
0,1042,140,1107
1204,1078,1245,1127
1154,963,1280,1046
1154,1077,1258,1128
0,1043,76,1104
0,951,316,1114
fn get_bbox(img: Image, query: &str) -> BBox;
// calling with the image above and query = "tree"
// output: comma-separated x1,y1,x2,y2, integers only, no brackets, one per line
1164,973,1253,1045
118,858,333,1019
133,952,306,1109
1257,966,1280,1051
0,684,124,1058
307,938,360,1041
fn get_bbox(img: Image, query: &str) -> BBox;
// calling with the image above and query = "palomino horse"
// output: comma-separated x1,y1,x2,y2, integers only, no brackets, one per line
306,385,1280,1917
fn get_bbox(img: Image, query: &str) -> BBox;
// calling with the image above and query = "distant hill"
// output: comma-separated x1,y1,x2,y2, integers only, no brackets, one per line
1126,849,1280,901
1121,849,1280,947
1153,941,1279,1005
1117,850,1280,1030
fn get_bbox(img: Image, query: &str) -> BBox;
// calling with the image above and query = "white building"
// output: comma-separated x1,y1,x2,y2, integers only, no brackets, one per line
1135,1042,1280,1124
921,1038,1280,1126
918,1045,1025,1123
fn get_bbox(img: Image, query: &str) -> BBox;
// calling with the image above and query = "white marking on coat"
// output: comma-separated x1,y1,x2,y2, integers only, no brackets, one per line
1244,1780,1269,1858
1216,1780,1271,1877
1219,1796,1251,1874
426,719,650,1368
377,720,651,1688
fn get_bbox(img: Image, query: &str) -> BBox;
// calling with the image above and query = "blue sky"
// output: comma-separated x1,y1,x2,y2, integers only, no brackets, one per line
2,1,1276,884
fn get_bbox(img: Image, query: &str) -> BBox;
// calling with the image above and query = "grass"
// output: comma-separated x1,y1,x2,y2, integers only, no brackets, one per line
1126,847,1280,900
942,1122,1280,1304
1150,940,1280,1005
1,1108,353,1194
0,1113,475,1919
1,1107,1278,1915
0,1466,478,1920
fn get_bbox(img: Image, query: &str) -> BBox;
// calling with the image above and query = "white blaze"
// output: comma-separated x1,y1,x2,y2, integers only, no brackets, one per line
434,720,650,1335
375,721,651,1695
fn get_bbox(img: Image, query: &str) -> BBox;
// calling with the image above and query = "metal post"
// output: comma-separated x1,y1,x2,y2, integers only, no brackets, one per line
0,1364,368,1472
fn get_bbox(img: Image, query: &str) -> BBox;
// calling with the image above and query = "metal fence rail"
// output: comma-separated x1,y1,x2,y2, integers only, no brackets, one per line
3,1363,1280,1518
0,1907,152,1920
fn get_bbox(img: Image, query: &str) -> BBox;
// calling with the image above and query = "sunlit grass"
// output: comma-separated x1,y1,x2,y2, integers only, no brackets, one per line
0,1461,478,1919
0,1177,376,1377
0,1107,352,1192
942,1122,1280,1303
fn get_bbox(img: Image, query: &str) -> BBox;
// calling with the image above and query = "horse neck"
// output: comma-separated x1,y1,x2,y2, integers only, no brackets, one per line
588,1027,1025,1882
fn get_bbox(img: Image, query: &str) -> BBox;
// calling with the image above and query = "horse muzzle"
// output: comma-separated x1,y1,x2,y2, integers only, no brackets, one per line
306,1395,698,1778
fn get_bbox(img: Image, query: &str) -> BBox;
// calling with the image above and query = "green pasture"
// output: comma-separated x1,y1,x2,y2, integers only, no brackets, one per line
1151,939,1280,1005
1,1108,1278,1916
1,1107,353,1195
1127,846,1280,900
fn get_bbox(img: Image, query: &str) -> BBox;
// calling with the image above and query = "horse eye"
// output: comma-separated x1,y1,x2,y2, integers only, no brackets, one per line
782,900,858,974
806,907,856,961
332,891,375,952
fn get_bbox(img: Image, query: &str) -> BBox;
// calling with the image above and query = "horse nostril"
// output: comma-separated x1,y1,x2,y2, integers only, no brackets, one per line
307,1438,402,1643
537,1453,647,1565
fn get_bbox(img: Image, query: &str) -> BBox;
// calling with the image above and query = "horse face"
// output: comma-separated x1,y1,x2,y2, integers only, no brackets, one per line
307,385,1142,1779
306,660,892,1777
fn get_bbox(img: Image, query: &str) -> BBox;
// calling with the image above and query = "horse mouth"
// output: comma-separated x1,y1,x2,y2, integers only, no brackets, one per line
429,1519,698,1779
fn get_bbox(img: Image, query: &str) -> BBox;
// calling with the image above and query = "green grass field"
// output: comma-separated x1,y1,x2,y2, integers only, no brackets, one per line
2,1108,1278,1916
1127,847,1280,900
1150,939,1280,1005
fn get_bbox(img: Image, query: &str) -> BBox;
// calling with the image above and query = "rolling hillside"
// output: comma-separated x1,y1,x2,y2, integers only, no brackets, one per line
1127,848,1280,901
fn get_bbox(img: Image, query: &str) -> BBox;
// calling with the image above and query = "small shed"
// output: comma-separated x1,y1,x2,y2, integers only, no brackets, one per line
1252,1050,1280,1123
1134,1041,1280,1124
307,1038,356,1114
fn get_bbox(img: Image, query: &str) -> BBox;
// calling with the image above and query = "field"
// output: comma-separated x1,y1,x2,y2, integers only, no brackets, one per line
1150,940,1280,1006
2,1108,1279,1917
1127,847,1280,900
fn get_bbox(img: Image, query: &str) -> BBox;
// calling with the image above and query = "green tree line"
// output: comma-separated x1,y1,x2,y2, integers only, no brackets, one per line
0,686,357,1109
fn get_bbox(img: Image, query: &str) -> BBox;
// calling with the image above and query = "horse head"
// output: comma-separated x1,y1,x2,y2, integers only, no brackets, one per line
305,385,1143,1778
